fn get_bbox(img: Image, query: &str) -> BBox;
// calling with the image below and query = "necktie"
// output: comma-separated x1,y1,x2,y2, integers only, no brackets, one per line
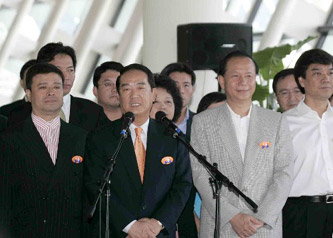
134,127,146,183
60,109,66,122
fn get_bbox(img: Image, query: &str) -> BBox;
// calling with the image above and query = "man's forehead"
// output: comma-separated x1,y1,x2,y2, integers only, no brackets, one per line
120,70,148,83
308,63,333,70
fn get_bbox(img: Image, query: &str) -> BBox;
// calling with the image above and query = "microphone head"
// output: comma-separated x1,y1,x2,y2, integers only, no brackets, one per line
155,111,167,122
123,111,135,122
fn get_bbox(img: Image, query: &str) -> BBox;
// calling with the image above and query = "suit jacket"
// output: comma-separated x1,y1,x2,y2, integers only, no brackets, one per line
0,115,7,132
0,98,26,118
84,119,192,238
0,117,87,238
177,109,198,238
7,96,108,131
190,104,294,238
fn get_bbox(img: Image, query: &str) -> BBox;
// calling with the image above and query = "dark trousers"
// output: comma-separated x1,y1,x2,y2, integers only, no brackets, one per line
283,197,333,238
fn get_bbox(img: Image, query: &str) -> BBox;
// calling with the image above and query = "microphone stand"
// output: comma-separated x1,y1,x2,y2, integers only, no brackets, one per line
166,128,258,238
87,132,128,238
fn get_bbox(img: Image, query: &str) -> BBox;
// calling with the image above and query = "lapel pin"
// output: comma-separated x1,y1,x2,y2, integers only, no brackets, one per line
161,156,174,165
72,155,83,164
259,141,271,149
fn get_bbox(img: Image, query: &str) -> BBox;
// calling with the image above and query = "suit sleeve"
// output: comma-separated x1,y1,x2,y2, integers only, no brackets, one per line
254,115,294,228
84,131,136,236
151,140,192,234
0,136,12,237
190,115,241,227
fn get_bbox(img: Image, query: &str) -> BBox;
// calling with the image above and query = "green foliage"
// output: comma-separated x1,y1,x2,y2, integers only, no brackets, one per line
252,36,317,107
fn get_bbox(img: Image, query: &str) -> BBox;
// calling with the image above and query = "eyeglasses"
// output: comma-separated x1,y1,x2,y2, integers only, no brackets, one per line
277,89,303,98
98,82,115,88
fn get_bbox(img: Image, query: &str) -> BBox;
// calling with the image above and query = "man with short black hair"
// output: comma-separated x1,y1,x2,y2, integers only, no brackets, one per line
0,63,87,238
283,48,333,238
161,62,197,237
85,63,192,238
93,61,123,121
191,51,293,237
272,68,304,112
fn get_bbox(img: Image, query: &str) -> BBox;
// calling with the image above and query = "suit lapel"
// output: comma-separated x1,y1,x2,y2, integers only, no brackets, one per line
22,117,55,175
218,105,243,177
113,122,142,191
69,95,78,124
243,106,263,178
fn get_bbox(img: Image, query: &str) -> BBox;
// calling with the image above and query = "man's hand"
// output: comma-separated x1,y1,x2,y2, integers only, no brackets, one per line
139,218,163,235
230,213,264,238
127,220,156,238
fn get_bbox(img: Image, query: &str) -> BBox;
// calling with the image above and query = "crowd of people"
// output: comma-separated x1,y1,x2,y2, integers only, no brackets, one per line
0,42,332,238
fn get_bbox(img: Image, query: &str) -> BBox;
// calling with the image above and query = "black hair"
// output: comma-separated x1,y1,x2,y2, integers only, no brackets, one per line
218,50,259,76
294,48,333,94
116,63,155,93
272,68,296,94
25,63,64,90
197,92,226,113
37,42,77,69
93,61,124,87
20,59,37,80
161,62,196,86
153,73,183,122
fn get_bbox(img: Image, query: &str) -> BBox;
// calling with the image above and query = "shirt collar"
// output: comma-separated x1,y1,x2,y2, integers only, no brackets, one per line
226,103,252,119
31,113,61,129
62,94,71,108
297,98,333,117
130,117,150,135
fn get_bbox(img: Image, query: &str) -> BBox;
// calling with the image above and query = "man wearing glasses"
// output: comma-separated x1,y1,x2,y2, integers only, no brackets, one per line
273,68,304,112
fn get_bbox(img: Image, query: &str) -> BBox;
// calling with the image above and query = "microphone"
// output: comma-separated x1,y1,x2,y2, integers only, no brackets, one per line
120,112,135,139
155,111,182,137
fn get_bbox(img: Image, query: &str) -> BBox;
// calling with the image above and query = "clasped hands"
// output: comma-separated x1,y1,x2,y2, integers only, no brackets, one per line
230,213,264,238
127,218,163,238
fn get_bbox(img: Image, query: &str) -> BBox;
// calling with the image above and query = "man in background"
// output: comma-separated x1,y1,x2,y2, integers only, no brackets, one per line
0,59,36,117
273,68,304,112
161,62,197,237
92,61,123,121
7,42,108,131
283,48,333,238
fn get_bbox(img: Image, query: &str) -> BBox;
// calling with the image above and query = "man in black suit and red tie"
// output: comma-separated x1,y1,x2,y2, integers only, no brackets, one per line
84,63,192,238
0,63,87,238
7,42,108,132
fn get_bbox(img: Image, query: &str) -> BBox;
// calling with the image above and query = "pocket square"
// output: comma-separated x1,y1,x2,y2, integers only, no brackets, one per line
259,141,271,149
72,155,83,164
161,156,174,165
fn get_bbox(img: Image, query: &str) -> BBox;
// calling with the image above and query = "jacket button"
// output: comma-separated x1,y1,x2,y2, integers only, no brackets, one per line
43,219,47,224
142,204,147,210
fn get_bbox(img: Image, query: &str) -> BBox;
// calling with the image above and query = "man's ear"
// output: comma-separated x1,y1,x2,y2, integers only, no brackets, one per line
217,75,225,90
93,86,98,97
26,89,32,102
298,77,305,88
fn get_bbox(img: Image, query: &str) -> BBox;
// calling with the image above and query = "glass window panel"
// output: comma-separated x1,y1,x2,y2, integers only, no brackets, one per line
252,0,278,33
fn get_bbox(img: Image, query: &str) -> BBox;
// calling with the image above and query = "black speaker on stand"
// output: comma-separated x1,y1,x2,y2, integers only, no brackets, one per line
177,23,253,73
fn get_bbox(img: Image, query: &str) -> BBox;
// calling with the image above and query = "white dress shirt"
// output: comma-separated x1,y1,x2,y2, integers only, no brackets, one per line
227,103,252,161
177,107,190,134
62,94,71,123
123,118,150,233
284,99,333,196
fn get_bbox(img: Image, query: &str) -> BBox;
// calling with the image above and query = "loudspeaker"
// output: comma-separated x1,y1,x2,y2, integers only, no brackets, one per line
177,23,252,72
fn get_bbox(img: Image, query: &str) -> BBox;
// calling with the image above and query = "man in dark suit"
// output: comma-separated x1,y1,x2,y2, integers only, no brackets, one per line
84,63,192,238
0,59,36,118
0,115,7,132
0,63,87,238
7,42,108,132
161,62,197,237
